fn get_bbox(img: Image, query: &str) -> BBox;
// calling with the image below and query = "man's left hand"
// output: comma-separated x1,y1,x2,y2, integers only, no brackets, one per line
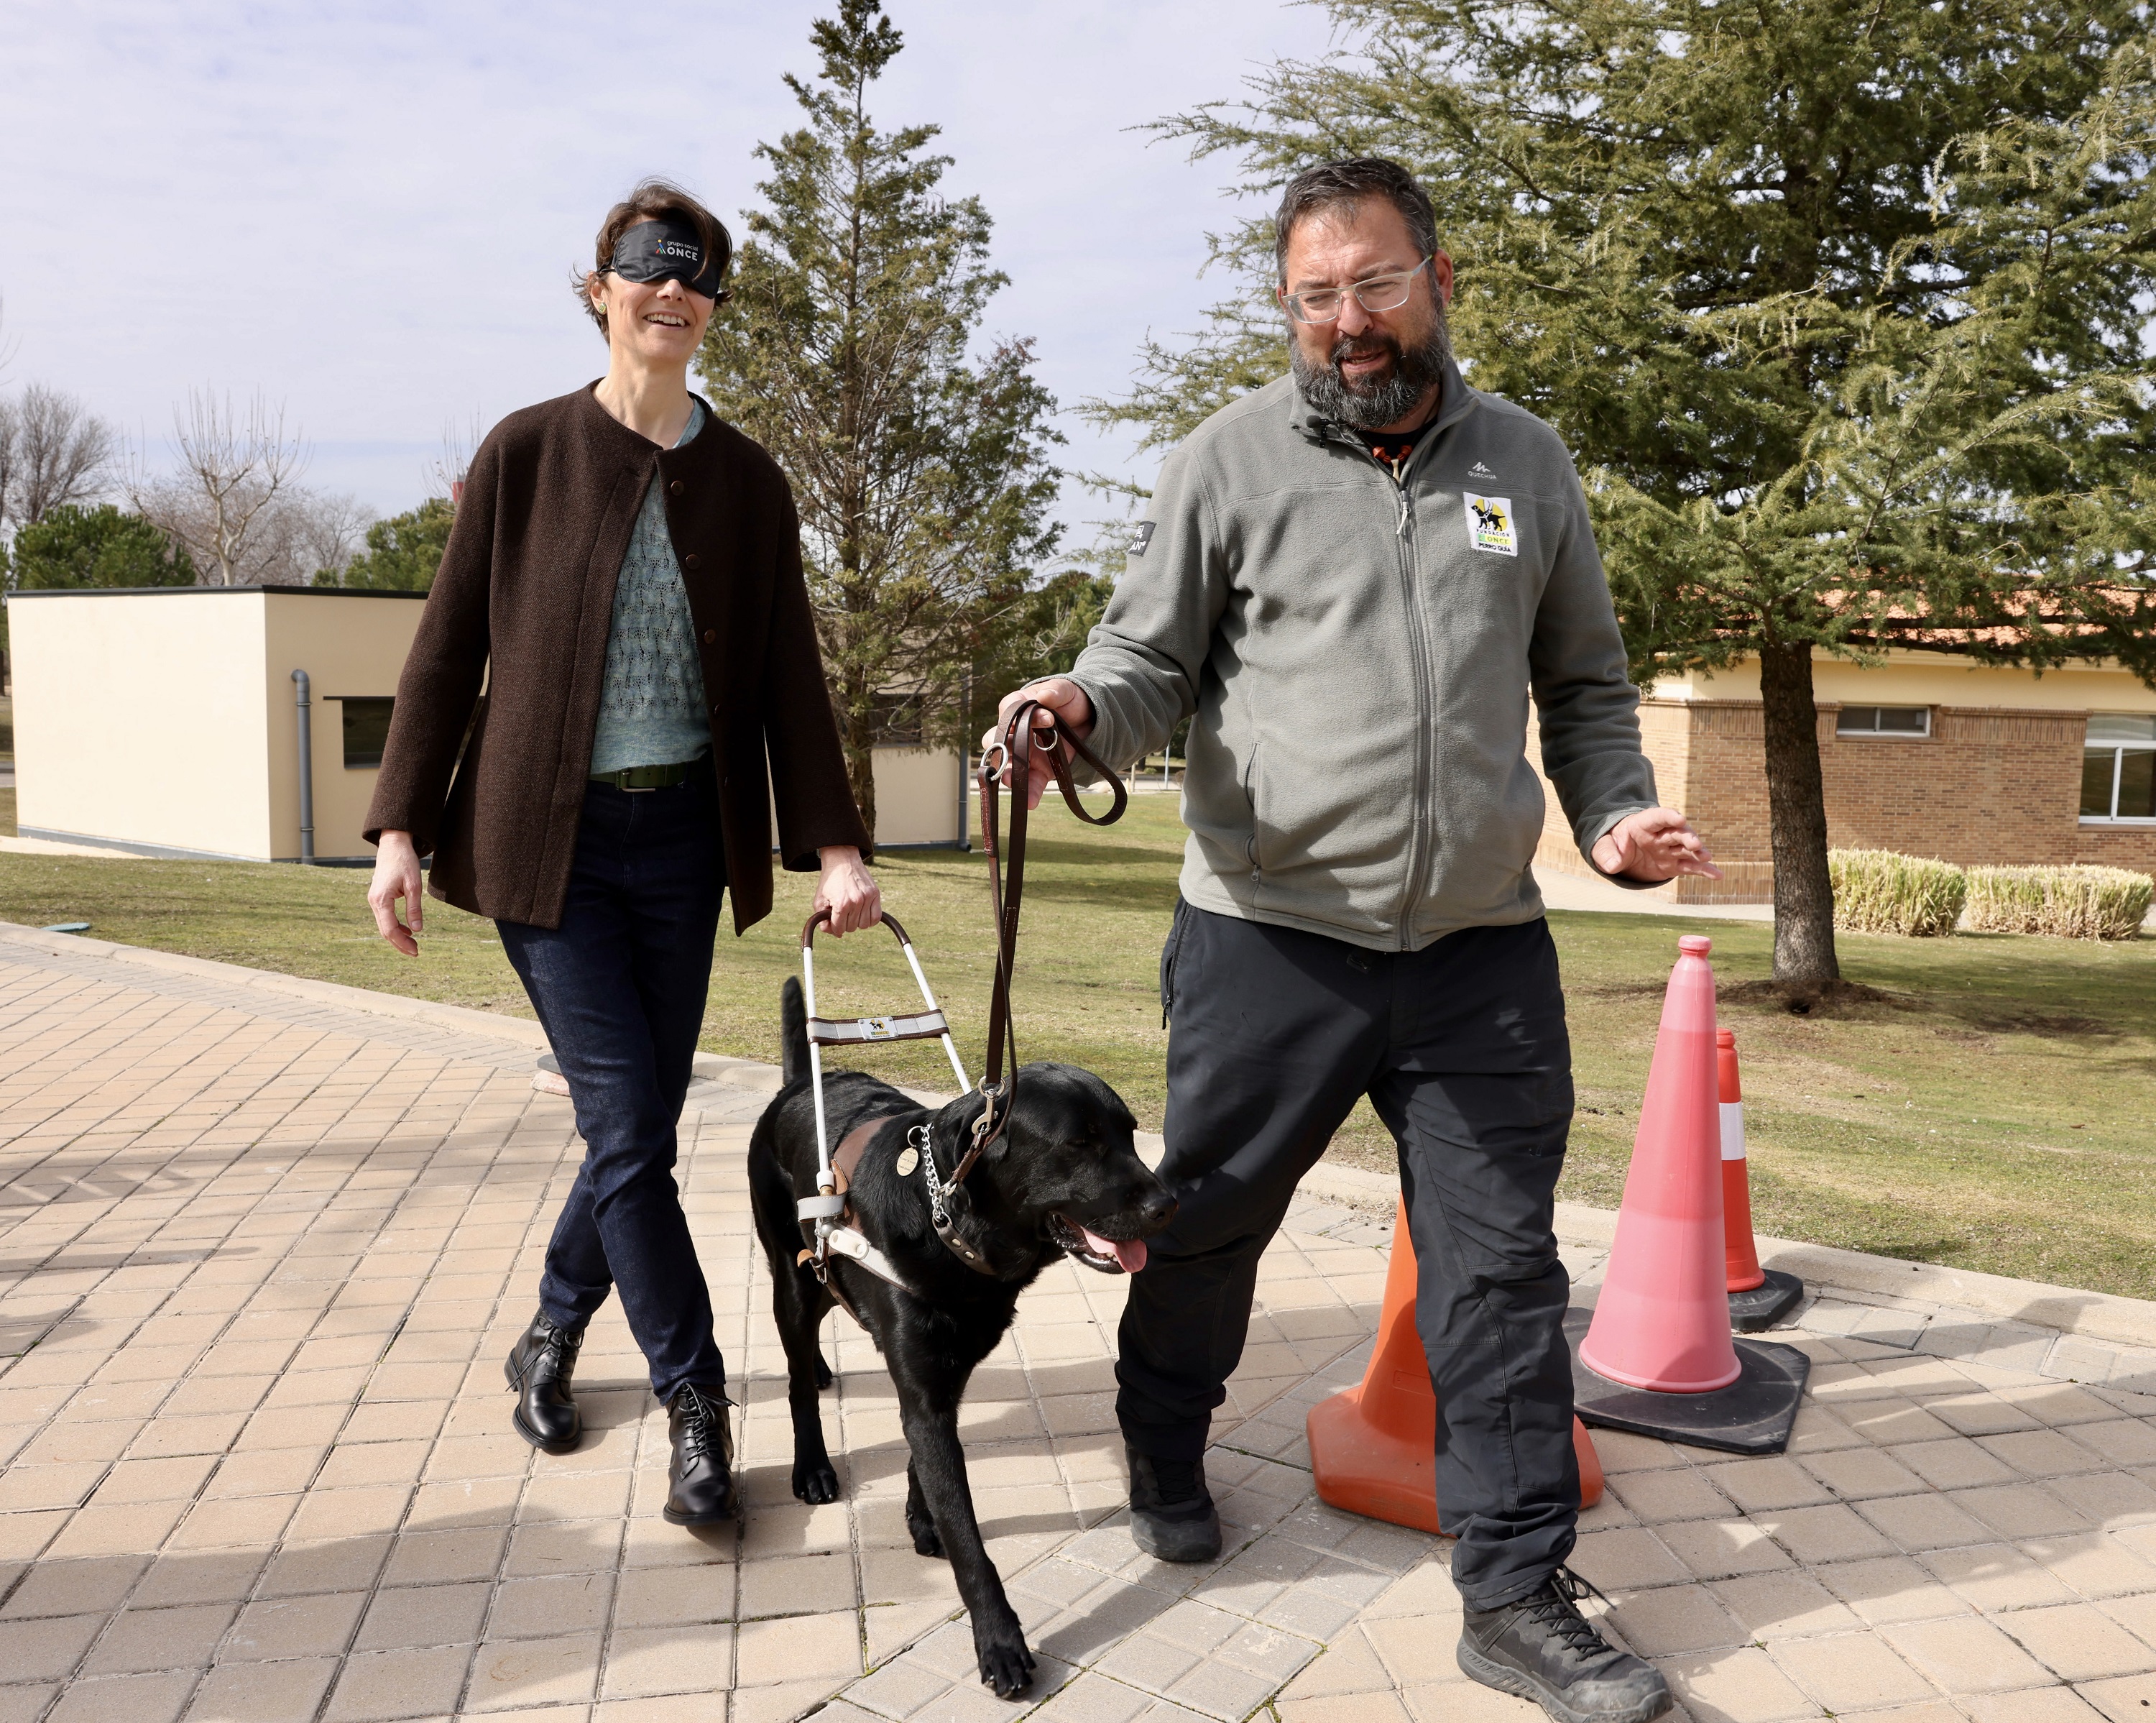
815,846,882,935
1591,809,1723,883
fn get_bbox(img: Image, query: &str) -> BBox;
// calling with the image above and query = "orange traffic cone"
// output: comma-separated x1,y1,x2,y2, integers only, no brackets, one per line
1719,1029,1804,1332
1567,936,1810,1456
1307,1198,1604,1534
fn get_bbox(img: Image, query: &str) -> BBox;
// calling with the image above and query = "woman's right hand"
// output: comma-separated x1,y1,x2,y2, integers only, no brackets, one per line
368,831,425,956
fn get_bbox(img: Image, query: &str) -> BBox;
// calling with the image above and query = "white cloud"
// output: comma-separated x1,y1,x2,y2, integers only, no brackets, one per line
0,0,1336,536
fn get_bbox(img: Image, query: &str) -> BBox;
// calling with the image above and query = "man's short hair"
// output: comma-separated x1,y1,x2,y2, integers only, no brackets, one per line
1273,158,1439,283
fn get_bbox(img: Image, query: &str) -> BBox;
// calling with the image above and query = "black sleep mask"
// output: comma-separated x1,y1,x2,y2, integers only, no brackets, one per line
609,216,730,299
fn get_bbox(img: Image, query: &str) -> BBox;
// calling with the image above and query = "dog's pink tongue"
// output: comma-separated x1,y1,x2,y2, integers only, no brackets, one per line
1079,1223,1146,1273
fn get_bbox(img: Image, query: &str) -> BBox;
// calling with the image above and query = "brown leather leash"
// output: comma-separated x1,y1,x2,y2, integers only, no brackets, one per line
958,698,1128,1179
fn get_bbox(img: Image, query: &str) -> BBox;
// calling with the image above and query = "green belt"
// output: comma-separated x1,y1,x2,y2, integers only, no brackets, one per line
590,761,696,791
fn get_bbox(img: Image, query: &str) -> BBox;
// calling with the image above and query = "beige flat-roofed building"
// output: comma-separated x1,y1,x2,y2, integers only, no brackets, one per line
7,585,965,865
9,585,426,863
1531,648,2156,904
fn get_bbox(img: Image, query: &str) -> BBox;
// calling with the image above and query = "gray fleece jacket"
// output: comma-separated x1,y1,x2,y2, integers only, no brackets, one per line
1067,362,1657,953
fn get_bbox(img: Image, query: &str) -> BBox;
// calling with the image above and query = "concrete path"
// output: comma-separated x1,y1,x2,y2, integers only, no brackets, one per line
5,926,2156,1722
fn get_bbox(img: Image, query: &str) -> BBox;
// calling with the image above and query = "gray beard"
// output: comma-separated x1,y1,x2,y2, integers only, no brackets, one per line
1290,305,1452,431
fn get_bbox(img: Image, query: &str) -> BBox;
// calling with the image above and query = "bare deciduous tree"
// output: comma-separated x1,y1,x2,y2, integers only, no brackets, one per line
133,389,308,586
9,384,116,525
423,412,485,503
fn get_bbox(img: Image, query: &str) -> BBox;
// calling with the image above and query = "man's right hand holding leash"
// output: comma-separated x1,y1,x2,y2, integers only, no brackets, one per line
985,679,1094,810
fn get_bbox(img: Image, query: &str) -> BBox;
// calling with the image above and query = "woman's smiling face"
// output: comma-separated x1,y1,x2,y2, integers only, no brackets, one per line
591,220,715,368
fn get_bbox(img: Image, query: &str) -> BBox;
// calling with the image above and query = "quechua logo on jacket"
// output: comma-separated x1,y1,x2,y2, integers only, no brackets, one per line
1125,520,1157,558
1465,495,1518,557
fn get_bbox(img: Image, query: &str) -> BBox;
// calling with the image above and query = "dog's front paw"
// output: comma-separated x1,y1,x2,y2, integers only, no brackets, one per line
792,1458,839,1504
972,1615,1035,1699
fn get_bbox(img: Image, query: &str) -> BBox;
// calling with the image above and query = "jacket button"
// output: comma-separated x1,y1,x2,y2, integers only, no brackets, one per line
701,628,715,644
683,552,701,569
669,480,683,496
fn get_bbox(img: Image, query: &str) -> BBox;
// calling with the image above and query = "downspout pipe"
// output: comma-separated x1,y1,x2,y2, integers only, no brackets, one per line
292,669,315,865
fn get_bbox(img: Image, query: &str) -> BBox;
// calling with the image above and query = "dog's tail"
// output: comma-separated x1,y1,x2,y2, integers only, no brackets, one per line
781,975,810,1088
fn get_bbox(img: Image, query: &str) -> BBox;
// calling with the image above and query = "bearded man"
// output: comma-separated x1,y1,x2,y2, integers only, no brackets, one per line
990,158,1717,1723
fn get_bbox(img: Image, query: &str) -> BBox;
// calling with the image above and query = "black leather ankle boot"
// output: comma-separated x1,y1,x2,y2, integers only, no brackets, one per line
504,1311,585,1455
663,1382,737,1526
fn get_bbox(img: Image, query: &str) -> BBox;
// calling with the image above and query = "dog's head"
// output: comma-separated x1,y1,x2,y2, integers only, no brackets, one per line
933,1062,1175,1277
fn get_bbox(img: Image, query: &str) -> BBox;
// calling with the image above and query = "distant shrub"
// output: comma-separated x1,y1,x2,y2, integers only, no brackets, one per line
1964,865,2152,941
1829,849,1968,937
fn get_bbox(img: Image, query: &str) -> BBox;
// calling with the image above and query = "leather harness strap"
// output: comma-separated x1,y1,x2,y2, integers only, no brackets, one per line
961,699,1128,1175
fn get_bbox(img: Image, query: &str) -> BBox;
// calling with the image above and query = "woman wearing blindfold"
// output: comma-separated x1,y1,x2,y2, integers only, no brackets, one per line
363,178,877,1529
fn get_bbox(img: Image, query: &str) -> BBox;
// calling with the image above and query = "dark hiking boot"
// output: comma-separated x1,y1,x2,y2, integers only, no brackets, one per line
1458,1568,1672,1723
1126,1446,1222,1563
505,1312,585,1455
663,1383,737,1526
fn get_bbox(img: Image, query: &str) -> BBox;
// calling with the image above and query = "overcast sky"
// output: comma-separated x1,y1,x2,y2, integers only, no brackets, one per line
0,1,1340,550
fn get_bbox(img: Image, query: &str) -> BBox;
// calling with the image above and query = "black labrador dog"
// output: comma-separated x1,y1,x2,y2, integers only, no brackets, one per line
747,978,1174,1697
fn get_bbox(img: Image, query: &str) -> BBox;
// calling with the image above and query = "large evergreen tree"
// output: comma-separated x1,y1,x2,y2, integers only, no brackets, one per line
1094,0,2156,988
698,0,1063,838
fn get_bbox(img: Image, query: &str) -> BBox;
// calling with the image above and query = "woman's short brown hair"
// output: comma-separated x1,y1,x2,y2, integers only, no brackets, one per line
576,177,732,339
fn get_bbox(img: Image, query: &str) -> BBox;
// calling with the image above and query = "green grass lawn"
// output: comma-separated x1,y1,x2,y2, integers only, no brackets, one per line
4,791,2153,1297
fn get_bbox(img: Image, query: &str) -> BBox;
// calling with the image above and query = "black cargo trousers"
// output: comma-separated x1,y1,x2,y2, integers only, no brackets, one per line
1115,901,1580,1609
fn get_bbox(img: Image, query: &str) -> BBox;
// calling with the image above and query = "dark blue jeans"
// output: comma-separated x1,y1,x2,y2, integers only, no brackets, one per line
497,763,729,1404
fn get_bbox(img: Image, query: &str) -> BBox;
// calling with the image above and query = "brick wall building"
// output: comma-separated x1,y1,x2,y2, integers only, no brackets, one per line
1531,651,2156,904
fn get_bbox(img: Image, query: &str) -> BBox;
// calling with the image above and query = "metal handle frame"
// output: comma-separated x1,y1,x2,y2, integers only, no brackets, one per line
798,909,971,1261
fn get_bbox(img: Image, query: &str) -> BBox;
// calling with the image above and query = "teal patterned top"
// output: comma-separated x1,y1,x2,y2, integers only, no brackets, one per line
589,401,712,774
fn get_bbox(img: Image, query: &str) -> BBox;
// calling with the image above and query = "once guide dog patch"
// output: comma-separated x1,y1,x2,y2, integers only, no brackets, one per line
1465,494,1518,556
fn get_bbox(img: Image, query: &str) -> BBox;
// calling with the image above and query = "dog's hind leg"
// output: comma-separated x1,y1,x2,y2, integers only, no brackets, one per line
747,1128,841,1506
891,1370,1034,1697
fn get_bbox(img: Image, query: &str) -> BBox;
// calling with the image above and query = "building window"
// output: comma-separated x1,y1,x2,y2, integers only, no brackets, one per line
2082,715,2156,822
1835,705,1932,738
341,697,395,769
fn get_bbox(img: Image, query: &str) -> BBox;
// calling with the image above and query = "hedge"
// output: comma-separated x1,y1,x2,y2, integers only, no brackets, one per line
1963,864,2152,941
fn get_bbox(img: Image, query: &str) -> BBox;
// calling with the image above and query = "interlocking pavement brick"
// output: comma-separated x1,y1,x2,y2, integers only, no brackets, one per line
221,1589,367,1661
1769,1630,1935,1710
80,1603,234,1675
1655,1644,1818,1722
1922,1542,2078,1610
734,1610,862,1687
2004,1602,2156,1681
0,1556,147,1620
182,1655,338,1722
463,1632,602,1711
354,1582,492,1651
43,1669,195,1723
323,1643,474,1721
0,1612,106,1681
1883,1614,2055,1692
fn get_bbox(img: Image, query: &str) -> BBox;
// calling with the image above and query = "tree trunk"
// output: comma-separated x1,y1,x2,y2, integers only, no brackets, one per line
843,694,879,860
1757,639,1840,988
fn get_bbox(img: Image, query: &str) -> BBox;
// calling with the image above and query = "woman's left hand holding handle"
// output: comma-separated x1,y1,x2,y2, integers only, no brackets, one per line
369,831,425,956
815,845,881,937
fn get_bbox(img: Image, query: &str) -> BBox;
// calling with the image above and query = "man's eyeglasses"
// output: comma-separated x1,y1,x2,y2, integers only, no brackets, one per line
1281,258,1432,325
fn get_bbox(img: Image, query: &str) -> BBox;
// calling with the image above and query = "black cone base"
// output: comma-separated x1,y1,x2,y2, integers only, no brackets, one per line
1564,1308,1810,1457
1729,1269,1805,1333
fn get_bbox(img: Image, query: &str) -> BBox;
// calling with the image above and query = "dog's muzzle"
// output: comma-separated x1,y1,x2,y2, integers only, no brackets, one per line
1048,1213,1148,1274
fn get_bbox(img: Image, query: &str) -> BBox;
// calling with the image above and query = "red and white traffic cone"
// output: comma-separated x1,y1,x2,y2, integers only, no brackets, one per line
1719,1029,1803,1331
1565,937,1811,1456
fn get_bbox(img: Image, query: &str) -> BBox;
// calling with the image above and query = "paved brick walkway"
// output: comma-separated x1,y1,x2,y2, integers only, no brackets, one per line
5,927,2156,1722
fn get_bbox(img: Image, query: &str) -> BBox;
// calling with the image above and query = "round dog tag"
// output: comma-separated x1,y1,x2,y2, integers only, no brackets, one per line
895,1147,919,1176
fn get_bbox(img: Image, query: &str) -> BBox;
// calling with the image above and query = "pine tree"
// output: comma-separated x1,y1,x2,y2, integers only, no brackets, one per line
321,497,455,592
1092,0,2156,988
698,0,1063,840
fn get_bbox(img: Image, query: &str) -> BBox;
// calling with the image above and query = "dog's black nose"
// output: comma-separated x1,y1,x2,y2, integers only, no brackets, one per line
1137,1186,1177,1231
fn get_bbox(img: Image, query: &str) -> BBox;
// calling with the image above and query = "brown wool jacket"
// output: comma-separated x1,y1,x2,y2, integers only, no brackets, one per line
364,384,869,934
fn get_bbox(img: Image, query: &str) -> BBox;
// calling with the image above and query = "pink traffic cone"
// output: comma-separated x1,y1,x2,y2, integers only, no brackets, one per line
1579,934,1741,1393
